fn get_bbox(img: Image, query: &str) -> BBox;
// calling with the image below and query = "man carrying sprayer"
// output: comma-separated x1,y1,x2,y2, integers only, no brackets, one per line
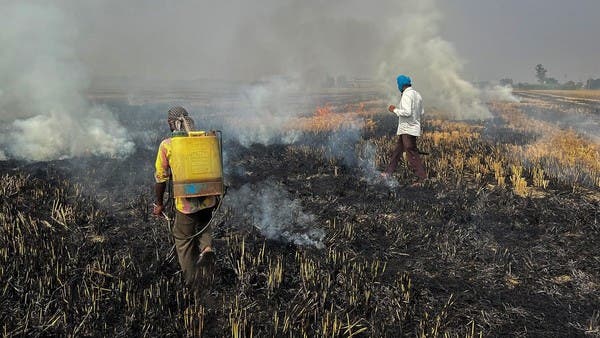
382,75,427,185
153,106,217,286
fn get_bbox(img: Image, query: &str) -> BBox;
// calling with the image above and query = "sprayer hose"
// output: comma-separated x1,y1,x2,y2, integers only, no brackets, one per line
171,194,224,241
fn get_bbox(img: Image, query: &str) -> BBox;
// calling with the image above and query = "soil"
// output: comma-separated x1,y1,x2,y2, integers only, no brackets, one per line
1,95,598,337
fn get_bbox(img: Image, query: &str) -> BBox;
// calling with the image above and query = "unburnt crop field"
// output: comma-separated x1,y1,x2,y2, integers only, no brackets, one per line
1,90,598,337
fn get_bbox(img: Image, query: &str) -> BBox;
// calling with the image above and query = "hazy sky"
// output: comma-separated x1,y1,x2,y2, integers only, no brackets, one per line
39,0,600,83
4,0,597,161
439,0,600,83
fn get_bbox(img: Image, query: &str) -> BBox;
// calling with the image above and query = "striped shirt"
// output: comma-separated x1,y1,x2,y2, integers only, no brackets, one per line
154,137,216,214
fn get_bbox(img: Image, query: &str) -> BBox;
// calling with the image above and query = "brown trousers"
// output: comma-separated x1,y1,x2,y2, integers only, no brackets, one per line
172,208,214,285
385,134,426,180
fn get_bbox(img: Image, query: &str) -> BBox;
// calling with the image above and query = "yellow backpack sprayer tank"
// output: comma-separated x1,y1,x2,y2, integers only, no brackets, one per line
170,131,224,198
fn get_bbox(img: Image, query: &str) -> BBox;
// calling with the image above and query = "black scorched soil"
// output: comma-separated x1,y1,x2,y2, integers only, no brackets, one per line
0,100,598,337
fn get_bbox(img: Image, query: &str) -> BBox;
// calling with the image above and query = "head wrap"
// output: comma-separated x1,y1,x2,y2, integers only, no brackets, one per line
396,75,412,91
167,106,195,132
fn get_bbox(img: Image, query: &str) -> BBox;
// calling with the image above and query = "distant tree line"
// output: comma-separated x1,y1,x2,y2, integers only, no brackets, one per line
585,78,600,89
501,64,600,90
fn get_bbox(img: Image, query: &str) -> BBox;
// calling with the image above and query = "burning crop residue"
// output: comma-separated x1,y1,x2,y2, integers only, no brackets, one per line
292,104,362,133
1,0,599,334
1,91,599,336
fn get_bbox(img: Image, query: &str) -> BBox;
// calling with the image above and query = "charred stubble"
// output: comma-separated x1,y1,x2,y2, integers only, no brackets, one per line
0,96,598,337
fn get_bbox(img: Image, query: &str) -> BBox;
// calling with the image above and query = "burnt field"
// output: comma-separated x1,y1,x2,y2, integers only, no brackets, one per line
1,92,599,337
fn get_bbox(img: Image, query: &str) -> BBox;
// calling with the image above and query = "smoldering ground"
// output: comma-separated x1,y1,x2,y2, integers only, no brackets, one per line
5,94,599,336
0,2,134,161
223,181,325,248
1,0,591,270
1,1,598,335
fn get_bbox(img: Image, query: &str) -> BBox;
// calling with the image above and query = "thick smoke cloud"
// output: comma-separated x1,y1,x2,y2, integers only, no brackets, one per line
0,0,518,156
0,2,133,161
51,0,511,119
376,0,515,119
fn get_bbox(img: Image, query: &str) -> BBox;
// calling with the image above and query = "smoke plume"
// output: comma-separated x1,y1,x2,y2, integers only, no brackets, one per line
224,181,325,248
358,141,399,188
17,0,521,140
376,0,515,119
223,76,305,147
481,85,520,103
0,2,133,161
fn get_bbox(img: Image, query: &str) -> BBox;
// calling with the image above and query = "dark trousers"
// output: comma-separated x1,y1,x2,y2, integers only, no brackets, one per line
385,134,426,180
172,208,214,285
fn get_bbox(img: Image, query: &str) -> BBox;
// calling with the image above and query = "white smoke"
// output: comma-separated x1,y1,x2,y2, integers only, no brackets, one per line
377,0,515,119
323,121,364,166
224,181,325,248
358,141,399,188
0,2,133,161
225,76,306,147
481,85,519,103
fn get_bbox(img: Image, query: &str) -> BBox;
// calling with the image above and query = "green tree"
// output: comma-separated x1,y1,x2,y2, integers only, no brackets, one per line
563,81,578,90
546,77,558,86
535,64,547,84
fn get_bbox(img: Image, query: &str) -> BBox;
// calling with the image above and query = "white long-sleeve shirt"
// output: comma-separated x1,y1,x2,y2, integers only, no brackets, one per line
392,87,424,136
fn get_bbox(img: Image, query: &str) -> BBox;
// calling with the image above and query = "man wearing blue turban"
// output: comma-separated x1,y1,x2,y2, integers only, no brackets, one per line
383,75,426,185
